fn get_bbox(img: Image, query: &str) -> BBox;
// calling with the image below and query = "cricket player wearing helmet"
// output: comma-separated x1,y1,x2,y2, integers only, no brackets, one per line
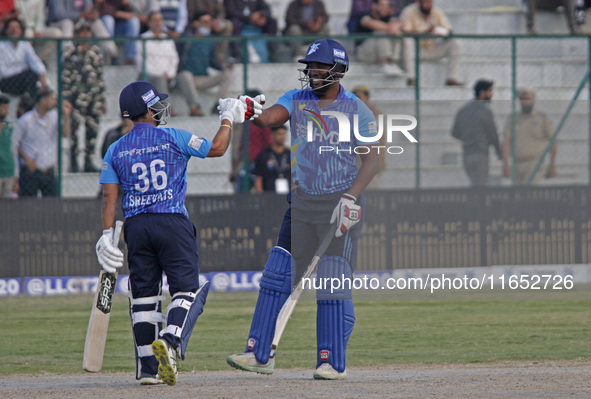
227,39,380,379
97,80,252,385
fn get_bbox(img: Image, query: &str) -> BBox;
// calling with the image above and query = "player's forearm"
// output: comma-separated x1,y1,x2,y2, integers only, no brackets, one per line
101,184,119,229
208,121,232,157
347,150,379,198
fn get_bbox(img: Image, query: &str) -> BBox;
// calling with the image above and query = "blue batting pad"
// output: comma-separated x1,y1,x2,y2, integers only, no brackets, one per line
316,299,355,373
315,256,355,372
316,256,353,300
179,281,209,359
247,246,293,364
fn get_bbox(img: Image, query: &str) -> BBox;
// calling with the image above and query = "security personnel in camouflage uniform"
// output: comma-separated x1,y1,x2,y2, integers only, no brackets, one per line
62,20,106,173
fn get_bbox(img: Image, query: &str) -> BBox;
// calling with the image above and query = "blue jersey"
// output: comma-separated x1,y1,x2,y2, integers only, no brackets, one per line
276,86,377,195
100,122,212,218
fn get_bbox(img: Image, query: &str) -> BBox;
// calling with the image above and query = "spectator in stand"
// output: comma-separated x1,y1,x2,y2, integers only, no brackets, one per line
525,0,581,34
157,0,188,37
136,11,179,106
129,0,160,32
46,0,120,63
253,125,290,193
0,94,17,198
284,0,329,58
400,0,462,86
16,93,35,118
224,0,278,62
186,0,233,60
502,88,557,185
177,11,233,116
230,89,272,192
451,79,501,187
355,0,405,76
97,0,141,64
0,1,18,30
14,89,72,197
0,18,47,98
346,0,399,33
62,21,106,173
14,0,63,61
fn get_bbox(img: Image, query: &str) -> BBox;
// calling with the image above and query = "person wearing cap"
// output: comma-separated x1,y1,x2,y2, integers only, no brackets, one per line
0,94,16,198
227,38,380,380
502,89,557,185
62,20,106,173
13,89,72,197
451,79,501,186
96,80,255,385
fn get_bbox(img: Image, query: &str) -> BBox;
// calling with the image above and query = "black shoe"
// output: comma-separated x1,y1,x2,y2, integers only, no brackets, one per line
84,159,99,173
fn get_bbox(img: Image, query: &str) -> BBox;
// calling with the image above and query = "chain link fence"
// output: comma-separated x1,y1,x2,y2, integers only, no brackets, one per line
1,34,590,198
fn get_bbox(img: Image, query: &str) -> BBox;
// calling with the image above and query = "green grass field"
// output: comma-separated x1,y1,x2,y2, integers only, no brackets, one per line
1,287,590,375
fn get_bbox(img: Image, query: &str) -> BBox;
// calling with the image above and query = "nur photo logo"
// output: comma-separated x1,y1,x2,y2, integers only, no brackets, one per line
301,107,418,155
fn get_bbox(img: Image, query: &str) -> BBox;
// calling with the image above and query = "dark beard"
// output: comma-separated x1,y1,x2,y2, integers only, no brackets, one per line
521,105,533,114
419,6,431,15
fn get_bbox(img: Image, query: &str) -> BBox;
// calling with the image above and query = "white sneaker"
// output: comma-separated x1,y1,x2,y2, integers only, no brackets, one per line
152,339,178,386
313,363,347,380
380,63,406,77
226,352,275,374
138,372,164,385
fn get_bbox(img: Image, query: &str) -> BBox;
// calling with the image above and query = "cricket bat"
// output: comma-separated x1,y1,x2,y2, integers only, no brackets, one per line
271,223,337,350
83,220,123,372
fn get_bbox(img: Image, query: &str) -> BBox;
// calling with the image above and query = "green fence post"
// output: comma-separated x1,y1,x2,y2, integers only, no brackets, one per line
57,38,63,197
414,35,420,189
511,36,517,185
241,38,250,193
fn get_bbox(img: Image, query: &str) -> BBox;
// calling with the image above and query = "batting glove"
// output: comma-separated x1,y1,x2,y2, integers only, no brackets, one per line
238,94,265,120
96,227,124,273
218,98,246,124
330,193,362,238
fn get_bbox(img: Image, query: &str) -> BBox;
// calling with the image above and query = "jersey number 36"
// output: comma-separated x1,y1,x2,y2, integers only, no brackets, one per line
132,159,168,192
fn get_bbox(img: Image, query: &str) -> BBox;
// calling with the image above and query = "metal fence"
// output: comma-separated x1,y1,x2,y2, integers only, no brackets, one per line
1,34,590,198
1,185,589,278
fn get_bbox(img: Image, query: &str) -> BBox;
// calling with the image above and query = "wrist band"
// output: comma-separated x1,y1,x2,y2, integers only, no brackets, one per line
342,193,357,202
221,124,232,129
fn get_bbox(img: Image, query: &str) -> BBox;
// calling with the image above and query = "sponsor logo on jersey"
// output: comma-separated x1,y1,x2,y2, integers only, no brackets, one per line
320,350,329,361
188,135,204,151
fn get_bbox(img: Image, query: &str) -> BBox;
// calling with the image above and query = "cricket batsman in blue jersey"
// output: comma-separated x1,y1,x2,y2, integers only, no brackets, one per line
95,80,260,385
227,39,380,380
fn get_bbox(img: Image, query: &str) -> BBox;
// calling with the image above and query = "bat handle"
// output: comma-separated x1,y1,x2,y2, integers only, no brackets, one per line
113,220,123,246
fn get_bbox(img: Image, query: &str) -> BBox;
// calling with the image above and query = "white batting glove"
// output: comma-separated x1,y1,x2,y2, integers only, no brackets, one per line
218,98,246,124
330,193,362,238
238,94,265,120
96,228,124,273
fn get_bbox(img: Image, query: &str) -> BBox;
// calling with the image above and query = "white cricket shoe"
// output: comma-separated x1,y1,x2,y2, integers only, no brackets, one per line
138,372,164,385
152,339,178,386
226,352,275,374
313,363,347,380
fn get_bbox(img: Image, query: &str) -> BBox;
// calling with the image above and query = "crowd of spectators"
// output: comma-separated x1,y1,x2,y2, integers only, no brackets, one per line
0,0,587,195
